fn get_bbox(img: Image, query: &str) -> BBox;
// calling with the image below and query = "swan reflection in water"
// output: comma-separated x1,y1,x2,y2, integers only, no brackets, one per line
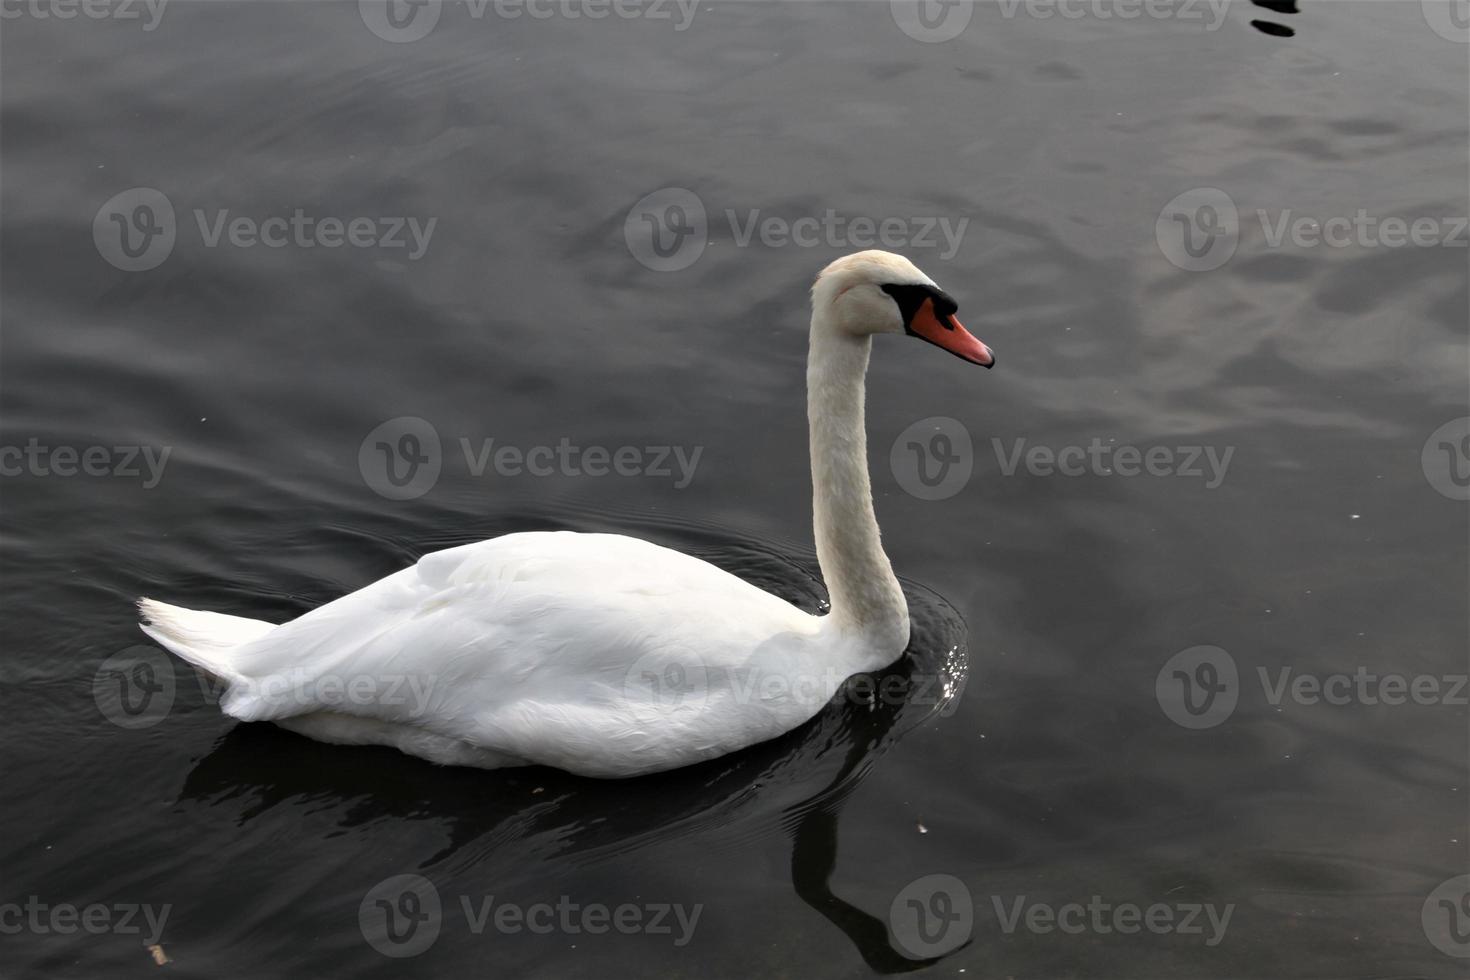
175,552,971,974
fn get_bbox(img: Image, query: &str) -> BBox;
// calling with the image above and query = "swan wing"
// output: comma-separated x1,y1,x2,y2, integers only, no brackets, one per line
218,531,831,775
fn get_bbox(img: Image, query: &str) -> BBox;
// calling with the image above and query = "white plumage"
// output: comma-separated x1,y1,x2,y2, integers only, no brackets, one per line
138,250,994,777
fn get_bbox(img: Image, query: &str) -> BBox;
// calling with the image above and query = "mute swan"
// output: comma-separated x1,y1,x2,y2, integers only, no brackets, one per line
138,250,994,778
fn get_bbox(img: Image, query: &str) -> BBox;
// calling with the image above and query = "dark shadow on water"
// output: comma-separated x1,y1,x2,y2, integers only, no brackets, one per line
173,538,971,974
1249,0,1298,37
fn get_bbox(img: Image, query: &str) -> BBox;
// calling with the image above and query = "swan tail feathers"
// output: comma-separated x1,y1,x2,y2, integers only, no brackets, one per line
136,597,275,687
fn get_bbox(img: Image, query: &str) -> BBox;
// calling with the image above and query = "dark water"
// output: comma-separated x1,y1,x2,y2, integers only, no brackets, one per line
2,1,1467,977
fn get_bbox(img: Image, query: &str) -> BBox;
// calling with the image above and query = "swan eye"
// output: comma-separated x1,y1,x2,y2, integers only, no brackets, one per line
880,283,959,331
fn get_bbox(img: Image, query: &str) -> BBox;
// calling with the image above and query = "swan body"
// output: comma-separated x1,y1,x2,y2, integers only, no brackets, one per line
138,251,994,778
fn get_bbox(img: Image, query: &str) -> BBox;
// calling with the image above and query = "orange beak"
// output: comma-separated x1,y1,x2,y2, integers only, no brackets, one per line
908,298,995,368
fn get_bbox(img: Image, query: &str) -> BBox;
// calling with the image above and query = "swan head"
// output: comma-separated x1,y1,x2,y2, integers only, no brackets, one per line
812,250,994,368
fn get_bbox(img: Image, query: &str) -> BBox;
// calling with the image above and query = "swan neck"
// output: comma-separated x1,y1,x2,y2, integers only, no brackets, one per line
806,314,909,657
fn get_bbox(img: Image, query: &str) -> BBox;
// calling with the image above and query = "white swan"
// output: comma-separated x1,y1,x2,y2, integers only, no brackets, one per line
138,250,994,778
